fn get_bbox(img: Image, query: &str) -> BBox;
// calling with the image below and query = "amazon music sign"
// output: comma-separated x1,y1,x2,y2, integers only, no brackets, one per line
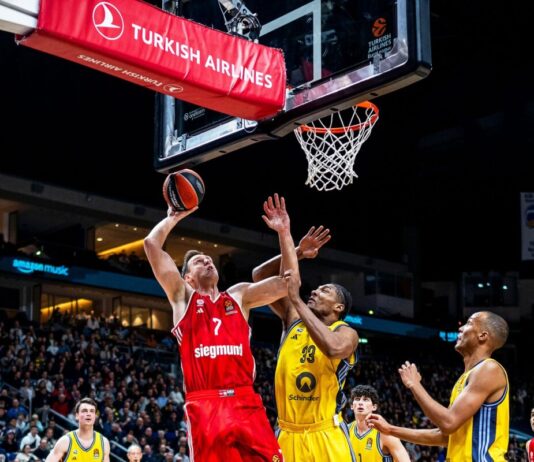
17,0,286,120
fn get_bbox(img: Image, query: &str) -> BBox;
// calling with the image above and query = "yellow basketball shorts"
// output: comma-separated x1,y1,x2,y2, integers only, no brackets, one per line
276,419,355,462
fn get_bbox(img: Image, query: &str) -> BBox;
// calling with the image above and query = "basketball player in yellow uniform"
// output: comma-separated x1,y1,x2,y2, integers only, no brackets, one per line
46,398,110,462
253,213,359,462
349,385,409,461
367,311,509,462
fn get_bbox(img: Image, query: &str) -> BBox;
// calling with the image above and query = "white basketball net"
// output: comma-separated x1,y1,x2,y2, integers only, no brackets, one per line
294,101,379,191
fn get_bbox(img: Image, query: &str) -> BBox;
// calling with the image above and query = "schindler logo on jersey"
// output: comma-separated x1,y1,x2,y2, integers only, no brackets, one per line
195,344,243,359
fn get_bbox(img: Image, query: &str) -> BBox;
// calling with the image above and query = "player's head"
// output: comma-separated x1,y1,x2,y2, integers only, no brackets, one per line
127,444,143,462
75,397,97,426
530,407,534,432
307,283,352,320
351,385,379,417
181,250,219,286
455,311,508,355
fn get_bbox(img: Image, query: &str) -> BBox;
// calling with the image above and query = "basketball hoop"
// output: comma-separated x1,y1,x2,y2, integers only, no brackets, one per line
294,101,379,191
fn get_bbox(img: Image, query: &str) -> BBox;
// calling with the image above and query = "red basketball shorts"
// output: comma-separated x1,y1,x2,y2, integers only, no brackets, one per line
184,386,283,462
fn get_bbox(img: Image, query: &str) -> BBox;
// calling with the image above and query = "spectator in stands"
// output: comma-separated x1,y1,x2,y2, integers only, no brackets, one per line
173,445,189,462
126,445,143,462
18,380,34,402
19,425,40,451
0,430,18,458
86,312,100,334
14,444,35,462
31,439,49,462
42,429,56,451
46,339,59,357
50,394,69,417
32,387,51,426
0,407,7,429
46,421,61,441
0,389,10,409
168,386,183,408
15,414,29,437
108,423,124,445
122,432,139,449
28,416,43,435
132,418,146,440
7,399,27,421
142,445,155,462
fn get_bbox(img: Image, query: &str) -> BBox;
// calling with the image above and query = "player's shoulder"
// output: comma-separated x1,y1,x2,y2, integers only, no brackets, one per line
55,433,72,450
97,432,111,448
332,320,358,336
468,358,507,390
476,358,507,377
227,282,249,295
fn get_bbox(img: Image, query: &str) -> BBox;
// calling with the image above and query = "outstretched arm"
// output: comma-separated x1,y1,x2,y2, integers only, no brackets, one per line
144,207,197,321
284,270,358,359
252,226,331,324
366,414,448,447
238,194,297,314
252,226,331,280
398,360,507,435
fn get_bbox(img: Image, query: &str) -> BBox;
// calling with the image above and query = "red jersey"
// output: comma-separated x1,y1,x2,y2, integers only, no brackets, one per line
171,291,256,393
527,438,534,462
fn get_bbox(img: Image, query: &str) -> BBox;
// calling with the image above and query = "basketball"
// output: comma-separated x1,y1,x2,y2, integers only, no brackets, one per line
162,169,205,212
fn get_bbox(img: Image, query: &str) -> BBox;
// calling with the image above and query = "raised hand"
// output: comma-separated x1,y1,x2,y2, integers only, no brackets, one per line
297,226,331,259
167,205,198,220
262,193,290,233
398,361,422,389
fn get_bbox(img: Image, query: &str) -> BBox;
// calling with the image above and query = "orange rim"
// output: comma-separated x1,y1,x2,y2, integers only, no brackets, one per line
298,101,379,134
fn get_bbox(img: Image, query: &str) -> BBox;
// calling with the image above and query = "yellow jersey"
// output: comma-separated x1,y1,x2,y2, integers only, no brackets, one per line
65,431,105,462
275,319,356,424
349,424,392,462
447,358,509,462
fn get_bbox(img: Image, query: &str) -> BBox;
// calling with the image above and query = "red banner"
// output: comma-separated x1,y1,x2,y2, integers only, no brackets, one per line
17,0,286,120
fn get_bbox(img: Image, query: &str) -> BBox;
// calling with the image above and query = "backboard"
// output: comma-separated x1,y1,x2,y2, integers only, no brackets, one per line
154,0,431,173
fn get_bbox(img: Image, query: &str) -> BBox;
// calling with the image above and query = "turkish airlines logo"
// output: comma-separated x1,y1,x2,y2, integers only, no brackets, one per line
93,2,124,41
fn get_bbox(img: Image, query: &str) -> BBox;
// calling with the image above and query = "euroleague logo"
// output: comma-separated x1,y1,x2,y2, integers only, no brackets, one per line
93,2,124,40
372,17,387,38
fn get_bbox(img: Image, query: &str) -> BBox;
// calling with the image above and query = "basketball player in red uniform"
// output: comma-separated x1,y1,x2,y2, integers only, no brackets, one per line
527,407,534,462
144,194,293,462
